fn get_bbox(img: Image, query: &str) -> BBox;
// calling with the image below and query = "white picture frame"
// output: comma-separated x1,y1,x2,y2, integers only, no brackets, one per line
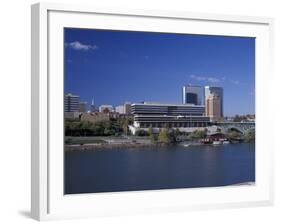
31,2,274,221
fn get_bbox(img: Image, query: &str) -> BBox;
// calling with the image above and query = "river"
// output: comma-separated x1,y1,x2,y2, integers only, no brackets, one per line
64,143,255,194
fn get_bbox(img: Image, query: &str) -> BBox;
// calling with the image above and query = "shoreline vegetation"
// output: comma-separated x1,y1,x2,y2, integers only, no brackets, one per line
65,142,255,152
65,141,255,152
65,133,255,152
65,119,255,152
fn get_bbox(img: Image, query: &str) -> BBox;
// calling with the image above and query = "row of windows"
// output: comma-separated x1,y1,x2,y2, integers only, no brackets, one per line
132,106,204,110
134,117,210,122
64,105,80,112
64,103,79,106
138,122,209,128
132,110,205,116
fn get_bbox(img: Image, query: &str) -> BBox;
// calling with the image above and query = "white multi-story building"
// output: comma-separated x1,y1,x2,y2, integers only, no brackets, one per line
99,105,114,113
129,102,210,134
115,105,125,114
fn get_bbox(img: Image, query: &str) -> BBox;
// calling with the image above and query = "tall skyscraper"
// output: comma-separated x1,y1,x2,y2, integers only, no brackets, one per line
206,94,222,121
182,85,203,105
64,93,80,112
204,86,223,116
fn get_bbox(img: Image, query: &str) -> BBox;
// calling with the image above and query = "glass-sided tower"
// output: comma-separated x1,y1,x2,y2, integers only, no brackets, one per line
204,86,223,117
182,85,203,105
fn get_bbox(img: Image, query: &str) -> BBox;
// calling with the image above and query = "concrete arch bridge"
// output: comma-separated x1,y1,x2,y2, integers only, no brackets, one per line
210,122,255,134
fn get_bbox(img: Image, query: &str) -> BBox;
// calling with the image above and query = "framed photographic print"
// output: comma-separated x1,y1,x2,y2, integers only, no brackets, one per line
31,2,274,221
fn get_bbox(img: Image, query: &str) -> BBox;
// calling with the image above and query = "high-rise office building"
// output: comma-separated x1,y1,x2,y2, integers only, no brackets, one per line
64,93,80,112
206,94,222,121
204,86,223,116
182,85,203,105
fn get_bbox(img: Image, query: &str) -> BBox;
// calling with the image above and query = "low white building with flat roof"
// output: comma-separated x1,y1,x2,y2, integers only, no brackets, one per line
115,105,125,114
99,105,113,113
130,102,210,134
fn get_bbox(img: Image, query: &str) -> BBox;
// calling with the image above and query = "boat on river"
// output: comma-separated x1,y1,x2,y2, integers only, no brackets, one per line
183,144,190,147
213,141,222,145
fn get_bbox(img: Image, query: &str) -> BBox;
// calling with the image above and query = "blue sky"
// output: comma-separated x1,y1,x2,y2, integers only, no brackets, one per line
64,28,255,116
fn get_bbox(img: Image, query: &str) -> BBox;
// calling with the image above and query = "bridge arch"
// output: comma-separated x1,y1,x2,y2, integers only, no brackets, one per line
244,127,255,134
227,126,244,134
215,122,255,135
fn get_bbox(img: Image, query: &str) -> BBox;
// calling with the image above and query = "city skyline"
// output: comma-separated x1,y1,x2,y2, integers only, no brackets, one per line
64,28,255,116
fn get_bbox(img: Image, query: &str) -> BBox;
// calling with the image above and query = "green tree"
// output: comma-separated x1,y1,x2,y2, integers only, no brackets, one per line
135,129,149,136
148,127,153,137
226,130,243,141
79,121,92,136
148,127,158,143
122,119,129,135
158,128,170,144
65,120,74,136
244,129,255,142
187,129,206,140
168,128,181,143
174,128,181,142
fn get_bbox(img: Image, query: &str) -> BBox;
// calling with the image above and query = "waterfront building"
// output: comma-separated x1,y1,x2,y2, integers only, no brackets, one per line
115,105,125,114
182,84,203,105
204,86,223,116
64,93,80,112
124,102,132,114
130,102,210,134
99,105,114,113
206,94,221,121
79,101,87,113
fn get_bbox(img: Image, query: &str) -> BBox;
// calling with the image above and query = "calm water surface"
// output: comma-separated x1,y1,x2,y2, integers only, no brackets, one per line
65,143,255,194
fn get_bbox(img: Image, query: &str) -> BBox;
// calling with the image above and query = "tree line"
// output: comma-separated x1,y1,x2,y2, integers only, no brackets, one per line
65,117,132,136
135,128,207,144
65,117,255,143
135,128,255,144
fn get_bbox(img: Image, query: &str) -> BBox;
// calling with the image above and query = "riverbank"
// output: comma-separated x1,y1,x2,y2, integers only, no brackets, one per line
64,140,254,151
65,142,155,151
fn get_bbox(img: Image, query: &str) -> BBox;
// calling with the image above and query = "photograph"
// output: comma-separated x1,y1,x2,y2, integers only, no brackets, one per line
63,28,255,195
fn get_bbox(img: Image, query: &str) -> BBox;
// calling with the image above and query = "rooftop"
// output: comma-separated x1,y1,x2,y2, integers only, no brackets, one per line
132,102,205,107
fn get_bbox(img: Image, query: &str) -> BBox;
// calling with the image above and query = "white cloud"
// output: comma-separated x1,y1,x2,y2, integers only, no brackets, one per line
189,74,241,86
230,80,240,85
66,41,98,51
189,74,220,83
207,77,220,83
